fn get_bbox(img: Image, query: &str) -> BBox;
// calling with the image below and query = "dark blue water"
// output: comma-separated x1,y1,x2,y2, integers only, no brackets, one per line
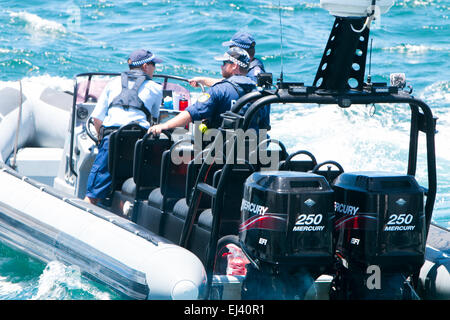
0,0,449,299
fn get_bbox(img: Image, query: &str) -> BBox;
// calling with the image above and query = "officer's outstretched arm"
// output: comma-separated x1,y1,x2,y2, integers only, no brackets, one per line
189,77,222,88
148,111,192,135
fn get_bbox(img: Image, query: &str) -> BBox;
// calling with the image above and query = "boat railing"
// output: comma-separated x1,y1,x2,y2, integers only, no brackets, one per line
180,82,438,298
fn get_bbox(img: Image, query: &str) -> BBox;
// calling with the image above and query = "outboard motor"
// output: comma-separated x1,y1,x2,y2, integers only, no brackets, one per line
239,171,334,299
331,172,426,299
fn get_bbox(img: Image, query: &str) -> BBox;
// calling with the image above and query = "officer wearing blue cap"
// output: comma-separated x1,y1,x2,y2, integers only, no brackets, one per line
85,49,163,205
148,47,258,135
189,31,265,86
188,31,270,130
222,31,266,82
223,31,269,130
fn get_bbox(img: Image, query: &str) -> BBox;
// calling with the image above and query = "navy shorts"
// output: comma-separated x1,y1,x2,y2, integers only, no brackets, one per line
86,135,112,199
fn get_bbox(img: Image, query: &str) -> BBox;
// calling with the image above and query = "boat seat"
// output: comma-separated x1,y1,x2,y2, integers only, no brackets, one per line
250,138,289,171
136,139,194,235
188,164,254,265
108,123,147,194
311,160,345,184
187,208,213,265
110,131,173,217
8,147,63,186
125,132,173,200
162,151,222,244
184,149,223,207
278,150,318,172
161,197,191,245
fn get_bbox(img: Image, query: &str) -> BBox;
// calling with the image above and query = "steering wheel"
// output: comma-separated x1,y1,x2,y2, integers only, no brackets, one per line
85,117,99,144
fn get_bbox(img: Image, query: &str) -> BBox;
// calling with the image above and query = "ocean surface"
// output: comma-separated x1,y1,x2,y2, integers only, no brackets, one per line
0,0,449,300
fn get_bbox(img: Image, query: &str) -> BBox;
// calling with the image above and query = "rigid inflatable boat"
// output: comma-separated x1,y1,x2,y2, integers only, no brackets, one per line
0,0,449,300
0,77,206,300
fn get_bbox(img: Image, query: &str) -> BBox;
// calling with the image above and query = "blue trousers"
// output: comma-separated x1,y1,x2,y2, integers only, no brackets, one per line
86,135,112,200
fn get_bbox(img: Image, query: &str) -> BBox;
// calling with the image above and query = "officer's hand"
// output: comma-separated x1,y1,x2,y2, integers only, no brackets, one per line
188,77,202,88
147,124,167,136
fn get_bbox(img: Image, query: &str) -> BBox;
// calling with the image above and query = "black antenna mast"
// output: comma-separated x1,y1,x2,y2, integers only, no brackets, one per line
278,0,284,84
367,38,373,84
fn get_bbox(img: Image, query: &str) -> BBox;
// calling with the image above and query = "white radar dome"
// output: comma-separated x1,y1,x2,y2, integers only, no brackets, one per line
320,0,394,17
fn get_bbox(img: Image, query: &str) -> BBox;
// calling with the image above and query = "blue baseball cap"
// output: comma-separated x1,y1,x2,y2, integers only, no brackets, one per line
128,49,163,67
214,47,251,69
222,31,256,49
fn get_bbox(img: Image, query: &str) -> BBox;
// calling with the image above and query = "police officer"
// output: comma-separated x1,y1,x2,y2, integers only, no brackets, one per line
85,49,163,205
224,31,269,130
190,31,266,85
148,47,256,135
189,31,270,130
223,31,266,82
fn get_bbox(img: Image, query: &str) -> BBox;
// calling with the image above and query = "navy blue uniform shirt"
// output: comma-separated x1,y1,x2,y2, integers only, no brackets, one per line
186,75,256,129
247,57,265,83
246,58,271,130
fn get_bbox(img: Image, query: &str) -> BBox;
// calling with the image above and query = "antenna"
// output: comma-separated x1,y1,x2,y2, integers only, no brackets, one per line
278,0,284,83
367,38,373,84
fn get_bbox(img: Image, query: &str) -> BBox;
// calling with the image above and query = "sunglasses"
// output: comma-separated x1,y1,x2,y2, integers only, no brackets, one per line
222,60,233,66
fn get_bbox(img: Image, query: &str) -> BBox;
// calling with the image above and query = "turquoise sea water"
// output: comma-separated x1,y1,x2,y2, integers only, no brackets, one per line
0,0,449,299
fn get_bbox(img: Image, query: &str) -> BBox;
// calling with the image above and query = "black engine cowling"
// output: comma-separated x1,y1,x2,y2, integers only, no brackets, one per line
330,171,426,300
239,171,335,272
239,171,335,299
332,171,426,273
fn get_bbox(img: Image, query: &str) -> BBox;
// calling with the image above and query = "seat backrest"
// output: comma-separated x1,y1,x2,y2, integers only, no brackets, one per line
212,164,255,236
185,149,223,207
159,140,195,200
250,138,289,171
133,132,173,197
108,123,146,192
278,150,318,172
312,160,344,185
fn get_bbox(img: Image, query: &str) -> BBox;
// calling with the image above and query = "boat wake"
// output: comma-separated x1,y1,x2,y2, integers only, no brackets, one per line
0,242,121,300
32,261,118,300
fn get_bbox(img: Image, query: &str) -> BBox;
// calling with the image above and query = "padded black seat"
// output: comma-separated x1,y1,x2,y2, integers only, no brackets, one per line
311,160,345,184
187,208,213,265
250,138,289,171
117,132,173,201
132,132,173,199
162,151,222,244
110,131,173,216
278,150,318,172
136,139,194,235
108,123,147,193
187,164,254,264
161,198,191,244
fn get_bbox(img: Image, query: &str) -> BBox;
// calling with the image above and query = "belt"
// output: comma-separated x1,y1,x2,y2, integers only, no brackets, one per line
99,126,120,140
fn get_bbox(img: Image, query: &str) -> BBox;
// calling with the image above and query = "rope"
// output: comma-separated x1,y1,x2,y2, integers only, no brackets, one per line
11,80,23,169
